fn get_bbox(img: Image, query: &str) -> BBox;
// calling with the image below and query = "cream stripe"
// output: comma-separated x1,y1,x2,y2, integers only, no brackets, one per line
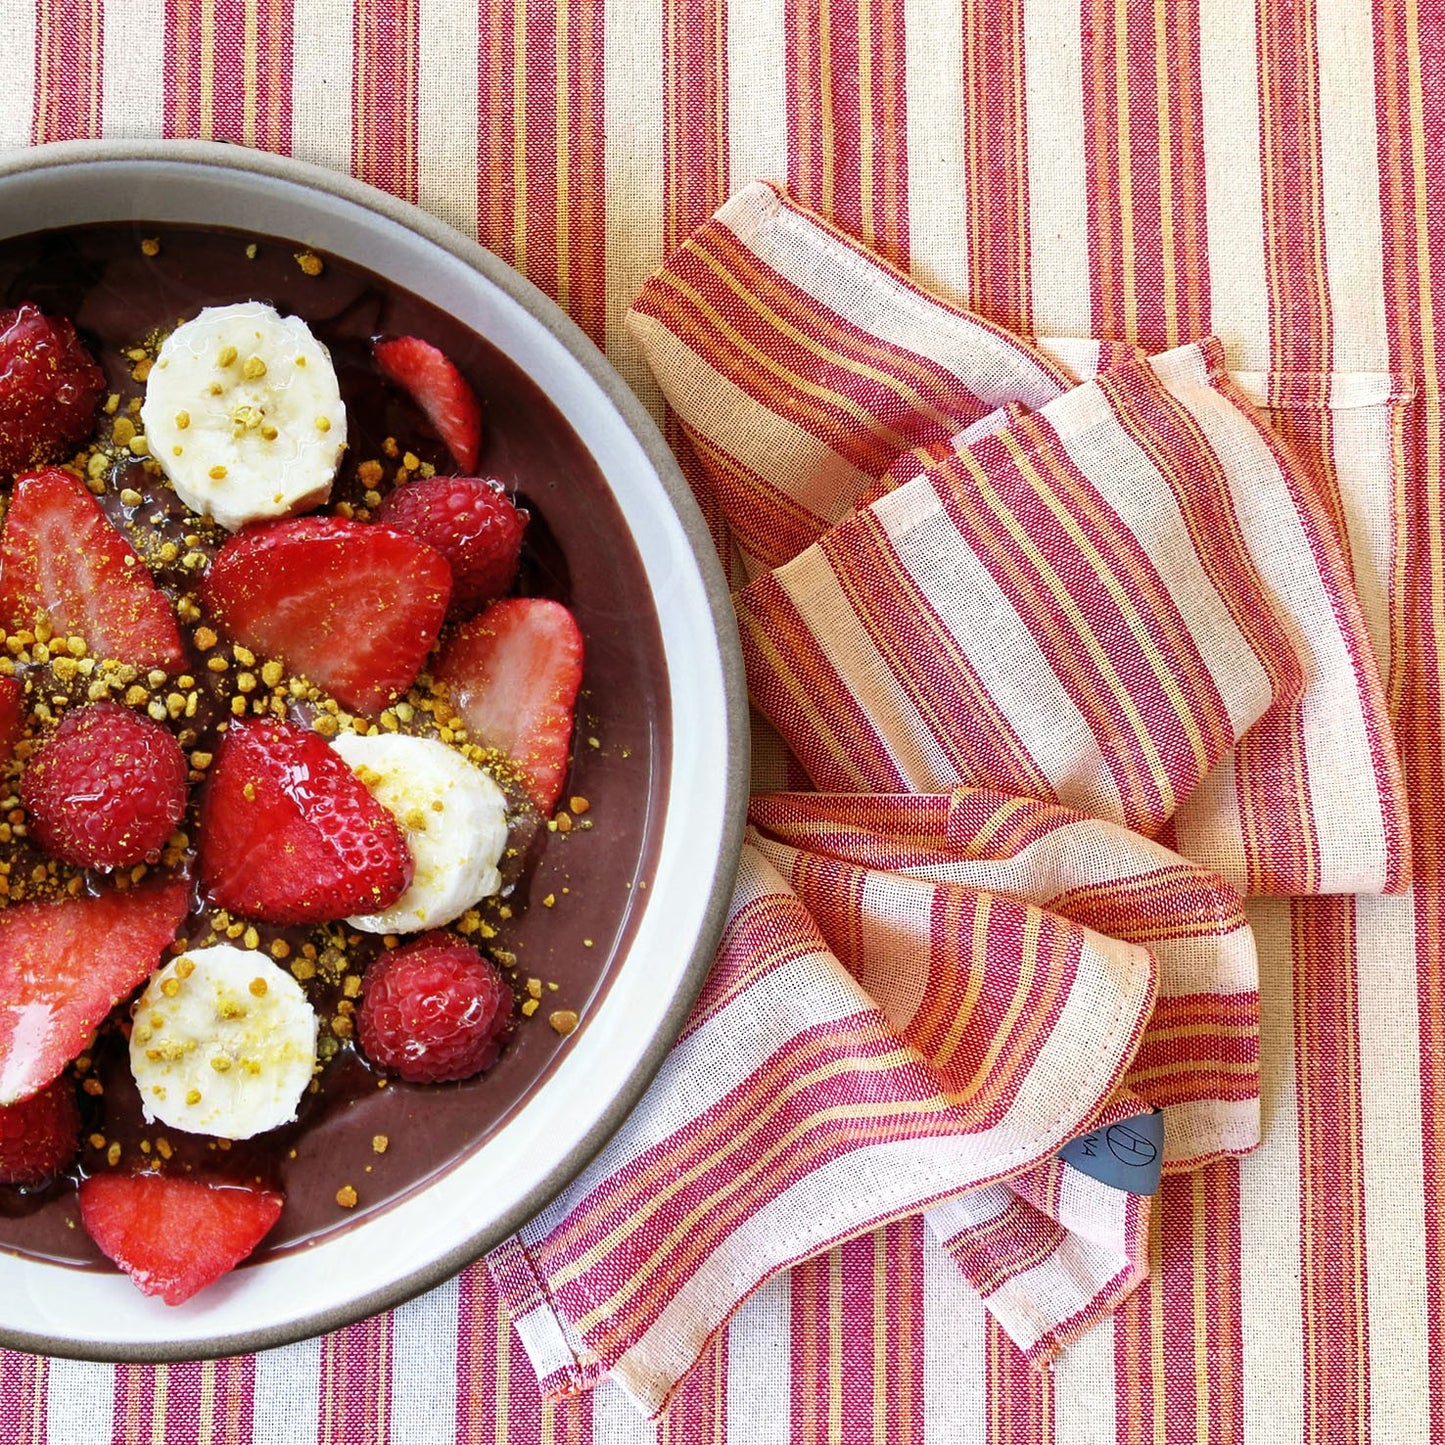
1328,399,1398,680
291,0,354,177
903,0,969,303
1238,898,1306,1443
603,0,663,412
390,1273,459,1445
727,0,789,193
251,1332,324,1441
417,0,480,241
102,0,165,140
1021,0,1092,336
921,1220,989,1443
1314,0,1390,371
1053,1313,1118,1445
870,478,1127,817
1197,0,1270,368
1355,891,1431,1443
0,0,35,149
43,1357,114,1444
725,1276,795,1445
590,1378,660,1443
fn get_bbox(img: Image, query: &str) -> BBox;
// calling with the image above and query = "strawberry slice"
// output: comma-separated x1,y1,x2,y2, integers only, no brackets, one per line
0,874,189,1107
373,335,483,473
433,598,584,813
78,1173,284,1305
0,675,24,769
198,717,414,926
0,468,185,672
200,517,452,714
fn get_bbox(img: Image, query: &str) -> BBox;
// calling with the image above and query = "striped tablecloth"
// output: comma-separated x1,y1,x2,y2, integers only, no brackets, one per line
1,2,1440,1441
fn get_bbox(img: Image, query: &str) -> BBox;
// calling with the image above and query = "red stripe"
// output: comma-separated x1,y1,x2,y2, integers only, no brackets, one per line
317,1315,393,1445
352,0,419,202
962,0,1032,333
1081,0,1210,347
475,0,606,344
1114,1163,1245,1445
1375,9,1445,1434
0,1352,46,1445
987,1315,1053,1445
32,0,102,144
785,0,909,266
1291,897,1372,1441
164,0,294,146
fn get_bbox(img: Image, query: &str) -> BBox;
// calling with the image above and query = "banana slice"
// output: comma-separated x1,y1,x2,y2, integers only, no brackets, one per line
129,944,318,1140
140,301,347,532
329,732,509,934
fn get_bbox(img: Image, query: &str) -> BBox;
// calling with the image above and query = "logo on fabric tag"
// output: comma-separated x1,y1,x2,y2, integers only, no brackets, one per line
1056,1110,1164,1195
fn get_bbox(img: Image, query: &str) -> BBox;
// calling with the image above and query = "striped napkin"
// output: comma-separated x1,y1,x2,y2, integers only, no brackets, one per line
485,182,1406,1418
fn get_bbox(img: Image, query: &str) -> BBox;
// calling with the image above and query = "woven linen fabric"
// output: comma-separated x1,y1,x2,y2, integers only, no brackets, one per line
734,346,1303,835
484,191,1315,1409
639,181,1408,899
489,840,1161,1415
2,2,1443,1443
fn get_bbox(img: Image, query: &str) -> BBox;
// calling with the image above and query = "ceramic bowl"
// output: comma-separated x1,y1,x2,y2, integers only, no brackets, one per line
0,139,746,1360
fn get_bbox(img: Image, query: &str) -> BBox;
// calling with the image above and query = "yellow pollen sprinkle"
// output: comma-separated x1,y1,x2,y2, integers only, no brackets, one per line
315,416,331,433
209,465,227,480
185,1088,201,1105
261,424,278,441
217,345,238,367
175,411,190,430
243,356,267,380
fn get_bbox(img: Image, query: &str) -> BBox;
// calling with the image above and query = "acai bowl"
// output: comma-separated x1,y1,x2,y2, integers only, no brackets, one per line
0,140,746,1360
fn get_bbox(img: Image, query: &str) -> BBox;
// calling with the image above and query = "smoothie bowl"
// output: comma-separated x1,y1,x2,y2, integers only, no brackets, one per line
0,141,746,1359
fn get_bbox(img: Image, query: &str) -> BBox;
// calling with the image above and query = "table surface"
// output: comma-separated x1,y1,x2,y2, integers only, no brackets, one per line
1,1,1441,1442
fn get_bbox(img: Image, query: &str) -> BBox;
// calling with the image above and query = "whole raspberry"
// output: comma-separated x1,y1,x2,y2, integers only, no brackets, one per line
374,477,526,610
0,303,106,474
22,701,188,870
0,1077,81,1188
357,933,514,1083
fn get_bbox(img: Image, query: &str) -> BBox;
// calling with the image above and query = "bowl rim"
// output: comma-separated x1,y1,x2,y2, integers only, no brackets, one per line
0,138,750,1361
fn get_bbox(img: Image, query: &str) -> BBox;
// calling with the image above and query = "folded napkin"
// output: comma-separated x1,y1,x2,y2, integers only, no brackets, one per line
486,182,1406,1417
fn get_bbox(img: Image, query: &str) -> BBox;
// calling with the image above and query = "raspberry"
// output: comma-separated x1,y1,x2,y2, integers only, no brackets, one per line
0,1076,81,1187
0,303,106,474
357,934,514,1084
374,477,526,610
22,701,188,870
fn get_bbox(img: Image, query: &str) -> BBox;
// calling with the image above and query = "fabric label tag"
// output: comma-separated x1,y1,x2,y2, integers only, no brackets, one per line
1056,1110,1164,1195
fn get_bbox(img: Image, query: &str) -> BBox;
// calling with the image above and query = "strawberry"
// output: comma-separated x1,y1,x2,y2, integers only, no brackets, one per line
198,717,414,926
23,701,188,870
0,675,25,770
357,933,513,1083
0,874,189,1106
373,335,482,473
78,1173,284,1305
0,468,185,672
433,598,584,814
0,1076,81,1188
373,476,526,611
0,304,106,475
200,517,452,714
